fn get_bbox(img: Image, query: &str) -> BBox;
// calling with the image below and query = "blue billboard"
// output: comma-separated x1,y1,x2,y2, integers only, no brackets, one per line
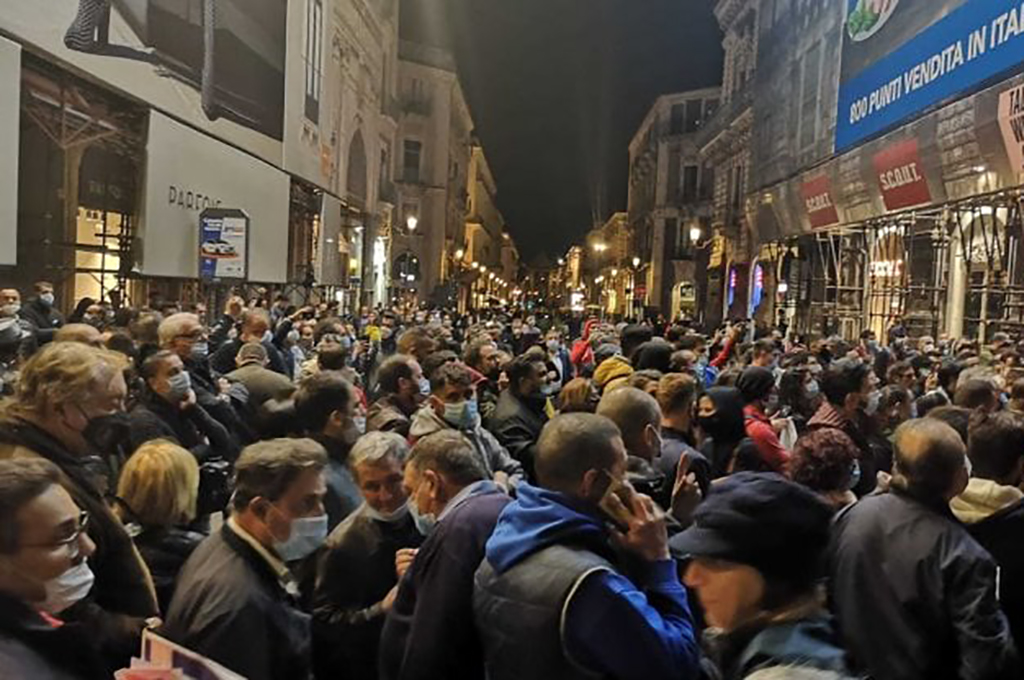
837,0,1024,151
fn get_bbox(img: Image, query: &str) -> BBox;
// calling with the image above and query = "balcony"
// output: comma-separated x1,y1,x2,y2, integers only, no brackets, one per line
696,87,753,152
401,97,433,117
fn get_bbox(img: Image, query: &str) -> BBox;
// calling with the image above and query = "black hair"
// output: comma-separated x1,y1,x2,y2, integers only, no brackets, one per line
821,359,871,407
293,372,355,433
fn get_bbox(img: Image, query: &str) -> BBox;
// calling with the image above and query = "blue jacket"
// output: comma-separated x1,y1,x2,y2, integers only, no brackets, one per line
484,483,701,680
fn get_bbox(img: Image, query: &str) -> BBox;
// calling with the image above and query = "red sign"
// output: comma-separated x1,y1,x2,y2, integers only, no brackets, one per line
801,175,840,229
873,139,931,211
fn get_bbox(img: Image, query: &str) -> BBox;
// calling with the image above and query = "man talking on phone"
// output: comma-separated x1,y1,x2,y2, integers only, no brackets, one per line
474,413,701,680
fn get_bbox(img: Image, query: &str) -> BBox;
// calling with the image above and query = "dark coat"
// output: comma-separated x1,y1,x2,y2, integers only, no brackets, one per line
487,390,548,481
366,394,414,437
657,426,712,505
162,523,312,680
0,417,158,672
0,594,109,680
19,297,63,343
829,490,1019,680
210,338,288,377
312,505,423,680
128,388,238,461
962,497,1024,652
379,482,511,680
133,526,206,615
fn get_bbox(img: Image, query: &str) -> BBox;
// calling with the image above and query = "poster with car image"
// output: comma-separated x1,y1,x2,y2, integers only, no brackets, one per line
199,208,248,281
837,0,1024,151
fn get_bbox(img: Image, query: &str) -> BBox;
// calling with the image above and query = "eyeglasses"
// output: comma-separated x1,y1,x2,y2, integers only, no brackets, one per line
23,511,90,559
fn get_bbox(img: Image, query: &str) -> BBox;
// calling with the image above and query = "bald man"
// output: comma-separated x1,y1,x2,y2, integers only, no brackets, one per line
474,414,700,680
596,387,674,508
54,323,104,348
829,419,1018,680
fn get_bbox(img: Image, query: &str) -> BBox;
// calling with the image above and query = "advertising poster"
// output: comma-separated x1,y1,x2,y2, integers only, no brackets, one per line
199,208,248,281
801,175,841,229
0,0,287,164
837,0,1024,151
999,83,1024,180
872,138,931,210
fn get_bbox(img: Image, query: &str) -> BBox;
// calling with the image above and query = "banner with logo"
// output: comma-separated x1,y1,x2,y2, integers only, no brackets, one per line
837,0,1024,151
199,209,248,281
872,138,931,211
801,175,841,229
999,83,1024,181
142,112,288,282
0,37,19,266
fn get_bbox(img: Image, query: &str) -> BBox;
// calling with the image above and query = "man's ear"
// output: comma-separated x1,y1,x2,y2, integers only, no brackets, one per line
428,395,444,415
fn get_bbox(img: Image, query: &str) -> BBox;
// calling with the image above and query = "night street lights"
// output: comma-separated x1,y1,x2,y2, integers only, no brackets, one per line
690,226,703,243
406,215,418,233
632,256,641,268
455,248,465,260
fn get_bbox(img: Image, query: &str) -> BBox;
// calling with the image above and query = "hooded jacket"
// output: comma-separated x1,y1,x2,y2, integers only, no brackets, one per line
365,393,414,438
952,478,1024,650
570,319,598,374
594,355,634,394
474,483,700,680
699,387,748,479
409,405,523,481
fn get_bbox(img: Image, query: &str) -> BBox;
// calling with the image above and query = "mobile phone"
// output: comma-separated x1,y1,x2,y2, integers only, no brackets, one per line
594,470,638,533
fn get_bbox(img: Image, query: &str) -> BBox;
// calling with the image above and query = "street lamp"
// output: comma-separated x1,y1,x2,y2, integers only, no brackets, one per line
632,256,641,268
557,257,565,266
471,261,479,269
593,242,608,253
406,215,418,232
689,226,702,243
455,248,465,260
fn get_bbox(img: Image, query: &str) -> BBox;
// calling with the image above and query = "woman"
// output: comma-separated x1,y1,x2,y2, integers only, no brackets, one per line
557,377,599,414
116,439,205,613
777,368,820,435
697,387,748,479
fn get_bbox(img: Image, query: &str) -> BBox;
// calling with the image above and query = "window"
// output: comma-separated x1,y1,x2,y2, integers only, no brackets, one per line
682,165,699,202
303,0,324,123
667,148,681,203
704,98,719,121
684,101,703,133
670,104,685,134
699,162,715,201
403,140,422,183
664,218,680,260
799,42,822,150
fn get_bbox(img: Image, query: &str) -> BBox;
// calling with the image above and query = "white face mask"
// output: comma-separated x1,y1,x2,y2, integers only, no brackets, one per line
408,497,437,536
864,390,882,416
273,514,328,562
363,501,410,524
166,371,192,402
42,561,95,613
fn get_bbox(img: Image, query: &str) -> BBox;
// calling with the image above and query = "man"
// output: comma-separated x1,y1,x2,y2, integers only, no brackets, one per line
0,458,109,680
951,411,1024,649
596,387,670,508
294,372,365,530
396,327,437,364
464,336,502,421
225,342,296,407
656,373,711,498
807,358,879,496
411,361,523,487
164,439,328,680
674,473,853,679
19,281,64,343
367,354,426,437
749,338,778,369
0,342,158,669
488,353,550,480
379,431,511,680
954,378,1001,413
736,366,790,474
210,308,288,376
545,329,572,389
128,350,238,461
312,432,423,680
830,419,1018,680
0,287,20,312
54,323,104,348
474,413,701,680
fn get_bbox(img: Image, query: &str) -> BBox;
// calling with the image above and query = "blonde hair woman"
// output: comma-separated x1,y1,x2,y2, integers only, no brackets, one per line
117,439,204,611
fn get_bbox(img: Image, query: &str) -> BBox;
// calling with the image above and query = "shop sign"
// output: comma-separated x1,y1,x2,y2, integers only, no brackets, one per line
0,37,18,266
801,175,840,229
999,83,1024,179
199,209,248,281
837,0,1024,151
873,139,931,210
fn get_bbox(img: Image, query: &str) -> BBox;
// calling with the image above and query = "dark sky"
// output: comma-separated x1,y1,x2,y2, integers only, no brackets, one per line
403,0,723,263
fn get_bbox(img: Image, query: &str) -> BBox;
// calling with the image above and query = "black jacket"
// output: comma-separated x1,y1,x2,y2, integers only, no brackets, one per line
133,526,206,615
210,338,288,377
312,505,423,680
128,388,237,462
19,297,63,343
0,593,109,680
487,390,548,481
162,523,312,680
657,427,712,504
829,490,1018,680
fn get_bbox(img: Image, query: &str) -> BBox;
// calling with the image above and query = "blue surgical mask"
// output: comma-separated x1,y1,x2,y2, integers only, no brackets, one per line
848,459,862,491
443,399,480,431
274,514,328,562
190,341,210,361
419,378,432,396
408,499,437,536
805,379,820,397
166,371,192,402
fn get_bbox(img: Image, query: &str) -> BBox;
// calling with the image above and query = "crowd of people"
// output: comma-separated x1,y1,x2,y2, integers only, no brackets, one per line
0,279,1022,680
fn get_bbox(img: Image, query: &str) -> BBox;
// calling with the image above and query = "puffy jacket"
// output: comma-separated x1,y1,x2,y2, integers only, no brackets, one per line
410,406,523,482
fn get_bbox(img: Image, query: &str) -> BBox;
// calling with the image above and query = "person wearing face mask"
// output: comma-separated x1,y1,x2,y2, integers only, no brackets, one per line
379,431,511,680
128,350,238,463
366,354,427,438
163,439,328,680
736,367,791,476
0,458,110,680
656,373,711,499
411,362,523,489
19,281,64,344
225,342,296,408
312,432,424,680
0,342,159,671
210,308,290,377
696,387,750,479
294,372,366,531
474,414,701,680
596,387,671,509
830,419,1019,680
807,358,880,497
545,330,571,389
488,353,551,481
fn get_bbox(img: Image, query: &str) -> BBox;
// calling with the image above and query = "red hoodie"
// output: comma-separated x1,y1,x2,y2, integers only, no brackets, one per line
570,318,598,376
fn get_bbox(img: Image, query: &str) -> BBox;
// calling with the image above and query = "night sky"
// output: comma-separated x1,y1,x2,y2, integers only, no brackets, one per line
402,0,723,263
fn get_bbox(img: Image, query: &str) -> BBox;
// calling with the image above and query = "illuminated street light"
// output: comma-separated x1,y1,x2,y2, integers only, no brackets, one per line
611,268,618,276
480,265,487,273
406,215,418,232
632,257,641,267
593,242,608,253
557,257,565,266
455,248,465,259
690,226,702,243
471,261,479,269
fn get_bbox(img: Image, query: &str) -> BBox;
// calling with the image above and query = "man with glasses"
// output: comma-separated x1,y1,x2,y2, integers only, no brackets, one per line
0,342,159,672
0,458,111,679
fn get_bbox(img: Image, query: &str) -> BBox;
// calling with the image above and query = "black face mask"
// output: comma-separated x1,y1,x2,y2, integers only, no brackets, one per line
697,414,728,439
82,412,132,454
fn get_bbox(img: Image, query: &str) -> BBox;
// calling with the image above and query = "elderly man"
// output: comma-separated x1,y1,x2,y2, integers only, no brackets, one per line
312,432,423,680
379,431,511,680
0,458,109,679
830,418,1019,680
163,439,329,680
474,413,700,680
54,323,104,348
0,342,158,670
225,342,296,407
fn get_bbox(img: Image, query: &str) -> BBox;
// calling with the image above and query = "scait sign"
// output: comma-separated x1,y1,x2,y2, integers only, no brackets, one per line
873,138,931,211
999,83,1024,180
801,175,840,229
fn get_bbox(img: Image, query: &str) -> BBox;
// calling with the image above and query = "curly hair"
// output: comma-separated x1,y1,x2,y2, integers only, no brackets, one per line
791,429,859,493
8,341,128,418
